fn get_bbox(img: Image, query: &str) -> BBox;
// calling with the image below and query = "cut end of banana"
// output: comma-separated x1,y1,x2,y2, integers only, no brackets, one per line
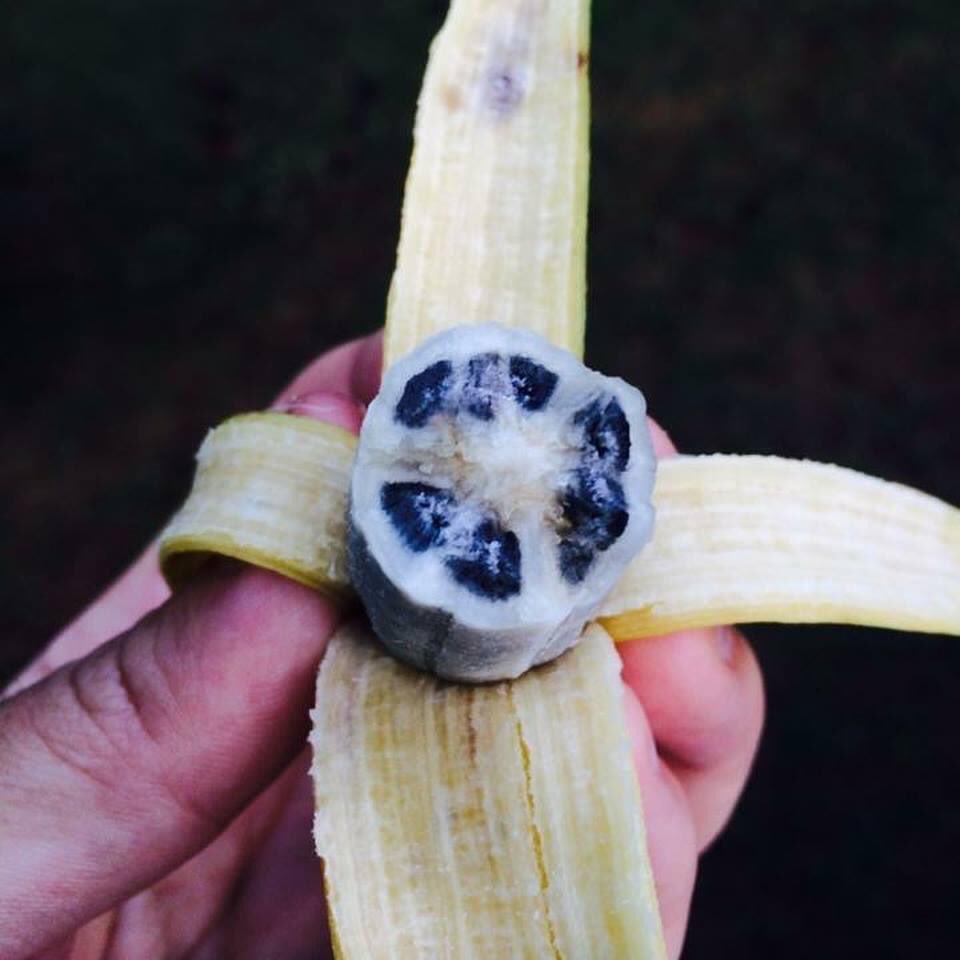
311,619,667,959
349,323,657,682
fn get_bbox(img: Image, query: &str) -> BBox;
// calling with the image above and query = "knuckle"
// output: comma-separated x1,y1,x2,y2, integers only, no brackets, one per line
20,650,144,795
25,638,219,837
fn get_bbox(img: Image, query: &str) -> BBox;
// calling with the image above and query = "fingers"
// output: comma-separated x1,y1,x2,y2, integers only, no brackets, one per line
0,562,339,959
278,329,383,409
202,749,330,959
0,390,370,958
72,749,323,958
622,686,697,960
619,414,761,958
3,545,170,698
646,416,676,458
273,391,366,433
619,626,765,851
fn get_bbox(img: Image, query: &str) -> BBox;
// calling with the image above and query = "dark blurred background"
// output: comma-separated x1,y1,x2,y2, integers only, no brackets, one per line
3,0,959,954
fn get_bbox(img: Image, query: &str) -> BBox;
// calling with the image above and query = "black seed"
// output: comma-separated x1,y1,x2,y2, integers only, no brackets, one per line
574,397,631,471
445,518,521,600
509,356,558,411
560,470,629,551
558,538,596,584
463,352,502,421
381,482,455,553
395,360,453,428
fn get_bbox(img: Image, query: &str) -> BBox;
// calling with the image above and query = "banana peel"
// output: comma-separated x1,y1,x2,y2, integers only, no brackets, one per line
312,622,665,959
162,422,960,644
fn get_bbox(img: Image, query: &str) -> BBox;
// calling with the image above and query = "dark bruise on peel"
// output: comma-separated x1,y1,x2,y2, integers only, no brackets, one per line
394,360,453,428
441,84,462,111
465,689,478,764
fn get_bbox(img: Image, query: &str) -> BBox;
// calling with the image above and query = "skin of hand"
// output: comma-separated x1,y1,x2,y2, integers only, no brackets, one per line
0,332,764,960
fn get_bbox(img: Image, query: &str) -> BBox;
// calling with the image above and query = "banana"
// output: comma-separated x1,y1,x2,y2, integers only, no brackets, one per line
383,0,589,363
159,433,960,643
348,323,657,682
154,0,959,955
600,455,960,639
311,620,666,960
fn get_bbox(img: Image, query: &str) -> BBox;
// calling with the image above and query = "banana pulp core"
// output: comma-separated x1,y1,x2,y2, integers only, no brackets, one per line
388,404,577,536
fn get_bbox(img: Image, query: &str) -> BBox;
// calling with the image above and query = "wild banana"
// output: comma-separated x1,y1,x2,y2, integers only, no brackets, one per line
158,0,959,956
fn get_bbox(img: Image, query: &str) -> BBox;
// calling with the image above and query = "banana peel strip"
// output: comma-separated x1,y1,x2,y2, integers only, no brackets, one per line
383,0,589,364
311,621,666,959
159,413,355,597
160,418,960,642
599,455,960,639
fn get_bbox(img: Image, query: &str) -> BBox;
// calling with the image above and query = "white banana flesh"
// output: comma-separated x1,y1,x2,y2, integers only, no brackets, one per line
311,621,666,960
348,323,657,682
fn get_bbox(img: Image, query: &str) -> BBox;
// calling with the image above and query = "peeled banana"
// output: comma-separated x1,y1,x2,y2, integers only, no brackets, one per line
160,428,960,644
347,323,657,682
156,0,960,956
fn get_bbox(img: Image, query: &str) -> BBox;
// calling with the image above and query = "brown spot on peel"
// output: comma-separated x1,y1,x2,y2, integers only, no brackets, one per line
465,687,477,764
577,50,589,70
441,84,463,111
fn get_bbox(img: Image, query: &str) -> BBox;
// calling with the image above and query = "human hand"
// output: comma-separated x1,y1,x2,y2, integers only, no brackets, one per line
0,332,762,959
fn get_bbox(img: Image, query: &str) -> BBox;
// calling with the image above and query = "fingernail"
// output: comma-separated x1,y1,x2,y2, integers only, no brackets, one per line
351,330,385,406
273,391,366,434
714,626,737,665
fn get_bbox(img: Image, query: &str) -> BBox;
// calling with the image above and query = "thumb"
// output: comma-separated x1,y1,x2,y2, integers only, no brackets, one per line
0,397,358,958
